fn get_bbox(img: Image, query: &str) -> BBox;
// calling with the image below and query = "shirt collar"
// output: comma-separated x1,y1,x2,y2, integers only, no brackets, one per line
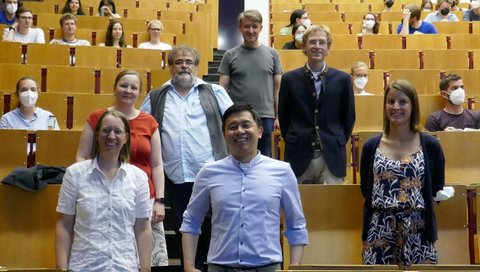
230,151,262,167
87,157,128,178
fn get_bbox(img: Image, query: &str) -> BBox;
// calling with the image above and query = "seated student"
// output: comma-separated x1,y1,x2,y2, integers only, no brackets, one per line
350,61,373,95
50,13,90,46
425,74,480,131
397,4,438,34
282,23,305,50
0,0,17,25
359,12,380,35
61,0,85,16
463,0,480,21
98,19,132,48
280,9,311,35
138,20,172,50
1,77,59,130
97,0,120,19
2,6,45,43
421,0,434,11
424,0,459,22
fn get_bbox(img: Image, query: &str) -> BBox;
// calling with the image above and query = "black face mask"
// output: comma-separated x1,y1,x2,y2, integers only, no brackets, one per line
385,0,394,8
440,7,450,15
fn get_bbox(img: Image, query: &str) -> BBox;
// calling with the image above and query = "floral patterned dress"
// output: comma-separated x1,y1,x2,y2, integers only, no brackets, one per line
362,148,437,267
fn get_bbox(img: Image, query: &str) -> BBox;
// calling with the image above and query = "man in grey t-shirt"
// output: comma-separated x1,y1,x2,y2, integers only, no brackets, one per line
425,73,480,131
218,9,282,157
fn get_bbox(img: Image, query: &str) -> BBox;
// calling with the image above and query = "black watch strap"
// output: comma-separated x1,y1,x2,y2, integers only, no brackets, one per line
155,197,165,204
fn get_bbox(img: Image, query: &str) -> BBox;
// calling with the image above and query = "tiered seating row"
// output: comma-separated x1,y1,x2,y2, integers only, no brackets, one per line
273,33,480,50
0,43,170,72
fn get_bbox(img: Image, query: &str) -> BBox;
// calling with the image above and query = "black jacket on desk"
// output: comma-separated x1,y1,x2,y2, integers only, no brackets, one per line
278,65,355,178
360,132,445,242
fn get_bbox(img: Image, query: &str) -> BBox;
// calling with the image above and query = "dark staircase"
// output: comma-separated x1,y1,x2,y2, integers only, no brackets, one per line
159,49,226,272
202,49,226,84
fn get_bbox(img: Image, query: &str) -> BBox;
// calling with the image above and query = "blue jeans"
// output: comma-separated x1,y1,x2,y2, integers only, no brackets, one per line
258,118,274,157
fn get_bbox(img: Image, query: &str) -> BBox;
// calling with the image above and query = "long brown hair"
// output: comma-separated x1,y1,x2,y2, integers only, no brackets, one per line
383,79,420,135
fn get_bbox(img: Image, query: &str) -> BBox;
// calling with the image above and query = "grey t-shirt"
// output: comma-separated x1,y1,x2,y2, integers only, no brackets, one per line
218,44,282,118
425,109,480,131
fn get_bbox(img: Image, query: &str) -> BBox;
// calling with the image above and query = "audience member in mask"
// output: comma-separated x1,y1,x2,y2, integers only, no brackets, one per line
463,0,480,21
421,0,434,11
0,0,17,24
425,74,480,131
350,62,373,96
359,12,380,35
1,77,59,130
280,9,311,35
383,0,395,11
424,0,459,22
398,4,438,34
283,23,306,49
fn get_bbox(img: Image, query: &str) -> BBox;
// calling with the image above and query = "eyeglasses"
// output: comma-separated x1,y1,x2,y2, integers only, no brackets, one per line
149,28,162,32
19,16,33,20
101,127,125,136
173,59,195,66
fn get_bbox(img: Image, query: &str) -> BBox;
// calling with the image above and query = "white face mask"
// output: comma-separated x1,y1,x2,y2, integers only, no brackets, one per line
449,88,465,105
294,33,303,43
6,3,18,15
302,19,312,28
19,90,38,107
354,77,368,90
363,20,375,30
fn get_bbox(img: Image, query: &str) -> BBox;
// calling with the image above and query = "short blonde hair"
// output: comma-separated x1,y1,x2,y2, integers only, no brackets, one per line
147,20,163,31
350,61,368,75
302,25,332,49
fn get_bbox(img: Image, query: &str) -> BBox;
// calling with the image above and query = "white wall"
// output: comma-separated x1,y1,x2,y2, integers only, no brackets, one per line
244,0,270,46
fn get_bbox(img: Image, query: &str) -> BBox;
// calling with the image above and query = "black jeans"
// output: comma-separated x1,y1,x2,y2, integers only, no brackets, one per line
166,177,211,272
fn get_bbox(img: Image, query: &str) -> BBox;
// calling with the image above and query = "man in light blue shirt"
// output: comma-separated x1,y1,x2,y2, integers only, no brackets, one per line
181,104,308,272
140,45,233,272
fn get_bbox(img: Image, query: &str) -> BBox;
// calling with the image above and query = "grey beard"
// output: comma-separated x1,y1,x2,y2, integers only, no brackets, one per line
172,73,195,90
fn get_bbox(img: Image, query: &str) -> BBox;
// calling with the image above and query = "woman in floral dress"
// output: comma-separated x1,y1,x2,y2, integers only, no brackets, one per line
360,79,445,270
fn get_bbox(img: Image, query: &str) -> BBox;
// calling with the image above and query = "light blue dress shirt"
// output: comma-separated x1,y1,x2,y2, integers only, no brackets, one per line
140,78,233,184
180,153,309,267
0,107,59,130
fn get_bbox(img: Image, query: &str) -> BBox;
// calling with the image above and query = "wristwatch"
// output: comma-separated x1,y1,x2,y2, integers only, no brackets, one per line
155,197,165,204
8,26,15,31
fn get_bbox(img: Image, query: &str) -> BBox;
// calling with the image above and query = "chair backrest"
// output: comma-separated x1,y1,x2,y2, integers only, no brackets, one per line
0,129,28,179
360,34,403,50
434,21,472,34
45,65,96,93
387,69,441,95
436,131,480,184
71,93,114,130
0,184,59,268
353,95,383,132
26,43,71,66
0,63,42,93
330,34,360,50
0,42,23,64
35,130,82,166
373,49,419,69
36,92,69,130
